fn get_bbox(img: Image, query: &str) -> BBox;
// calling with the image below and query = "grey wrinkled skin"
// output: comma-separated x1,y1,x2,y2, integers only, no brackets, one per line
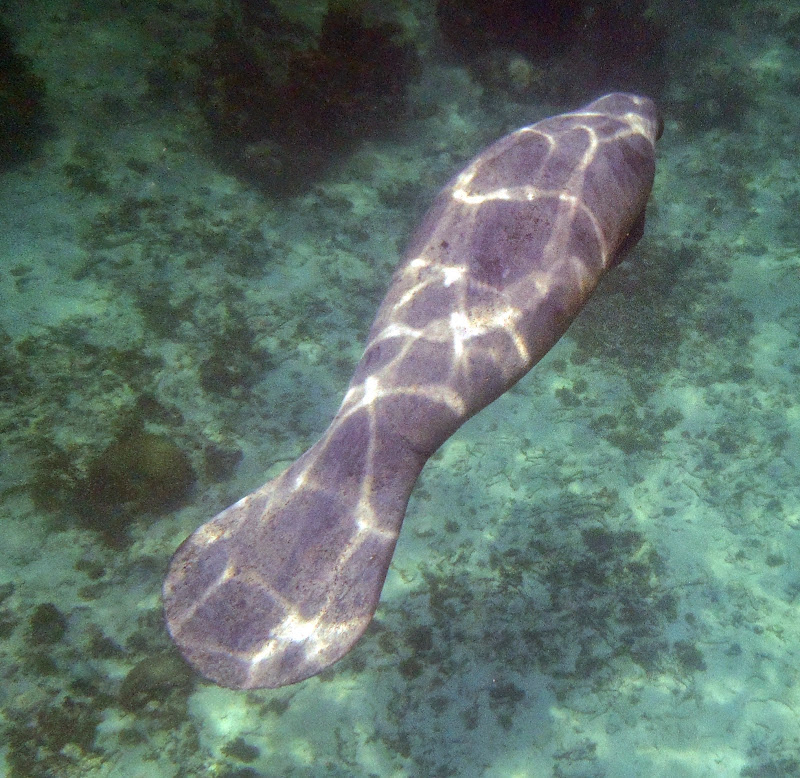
163,93,662,689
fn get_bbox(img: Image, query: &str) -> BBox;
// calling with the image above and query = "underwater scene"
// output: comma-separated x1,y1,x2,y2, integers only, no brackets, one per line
1,0,800,775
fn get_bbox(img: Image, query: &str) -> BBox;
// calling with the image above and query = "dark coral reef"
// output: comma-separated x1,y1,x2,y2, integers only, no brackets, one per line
0,18,48,169
197,2,419,193
435,0,666,102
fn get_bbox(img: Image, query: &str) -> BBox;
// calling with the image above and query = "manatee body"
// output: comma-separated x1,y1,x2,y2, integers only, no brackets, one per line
163,93,662,689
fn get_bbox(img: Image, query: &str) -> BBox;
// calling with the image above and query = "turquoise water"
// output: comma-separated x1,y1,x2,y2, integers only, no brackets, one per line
2,1,800,776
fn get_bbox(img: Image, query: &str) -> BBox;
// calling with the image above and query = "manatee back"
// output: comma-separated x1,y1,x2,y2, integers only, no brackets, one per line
163,93,661,689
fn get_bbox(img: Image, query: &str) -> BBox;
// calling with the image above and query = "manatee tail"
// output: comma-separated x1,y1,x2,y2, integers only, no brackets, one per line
163,430,424,689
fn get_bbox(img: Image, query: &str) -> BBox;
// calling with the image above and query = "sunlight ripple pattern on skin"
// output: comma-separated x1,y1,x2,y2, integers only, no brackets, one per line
163,93,663,689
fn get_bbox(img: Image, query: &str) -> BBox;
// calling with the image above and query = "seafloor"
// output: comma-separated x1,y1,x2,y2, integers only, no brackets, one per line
2,0,800,776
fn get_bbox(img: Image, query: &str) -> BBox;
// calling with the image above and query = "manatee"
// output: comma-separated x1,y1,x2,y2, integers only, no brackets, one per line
163,93,663,689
